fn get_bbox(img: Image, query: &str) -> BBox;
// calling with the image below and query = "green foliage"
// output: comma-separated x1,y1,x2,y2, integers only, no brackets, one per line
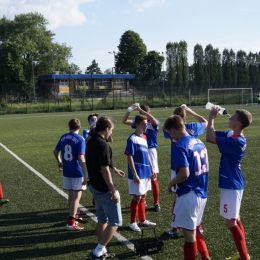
0,12,74,97
85,59,102,74
116,30,147,76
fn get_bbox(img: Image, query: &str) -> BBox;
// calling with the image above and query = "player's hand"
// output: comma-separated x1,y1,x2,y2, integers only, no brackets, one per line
58,162,63,171
112,190,120,204
115,169,126,178
168,182,175,194
133,175,140,185
209,105,219,119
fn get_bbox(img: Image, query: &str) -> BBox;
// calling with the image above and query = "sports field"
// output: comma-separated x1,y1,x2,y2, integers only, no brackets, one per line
0,105,259,259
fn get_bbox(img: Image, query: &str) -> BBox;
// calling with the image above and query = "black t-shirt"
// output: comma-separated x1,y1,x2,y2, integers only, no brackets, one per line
86,133,114,192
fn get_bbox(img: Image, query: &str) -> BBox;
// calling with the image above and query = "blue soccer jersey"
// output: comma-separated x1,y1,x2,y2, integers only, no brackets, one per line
125,133,152,180
82,127,91,139
216,131,246,190
172,136,209,198
132,119,160,148
164,122,206,170
55,132,86,178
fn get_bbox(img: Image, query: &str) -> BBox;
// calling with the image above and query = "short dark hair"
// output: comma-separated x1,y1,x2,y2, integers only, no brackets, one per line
87,113,99,122
235,109,252,129
95,116,115,132
68,118,81,130
164,115,185,131
135,114,147,125
140,105,150,113
173,107,186,119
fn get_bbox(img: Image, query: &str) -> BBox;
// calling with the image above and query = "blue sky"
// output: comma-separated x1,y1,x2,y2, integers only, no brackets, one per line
1,0,260,73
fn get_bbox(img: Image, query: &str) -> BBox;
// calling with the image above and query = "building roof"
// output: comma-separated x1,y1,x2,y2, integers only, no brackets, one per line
37,73,135,81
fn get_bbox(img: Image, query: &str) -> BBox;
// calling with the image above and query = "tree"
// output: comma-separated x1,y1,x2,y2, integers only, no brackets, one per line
193,44,205,90
0,12,73,98
179,40,189,92
85,60,102,74
116,30,147,78
222,48,237,87
236,50,249,87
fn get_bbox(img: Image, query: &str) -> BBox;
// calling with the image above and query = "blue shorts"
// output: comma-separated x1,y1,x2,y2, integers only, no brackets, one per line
88,184,122,226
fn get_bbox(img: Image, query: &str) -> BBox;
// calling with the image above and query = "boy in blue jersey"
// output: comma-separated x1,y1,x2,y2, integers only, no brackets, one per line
83,113,98,140
125,114,157,232
164,115,211,260
206,107,252,260
53,118,88,231
122,104,161,212
164,104,207,237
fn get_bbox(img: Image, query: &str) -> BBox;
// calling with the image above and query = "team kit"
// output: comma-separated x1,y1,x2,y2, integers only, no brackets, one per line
53,103,252,260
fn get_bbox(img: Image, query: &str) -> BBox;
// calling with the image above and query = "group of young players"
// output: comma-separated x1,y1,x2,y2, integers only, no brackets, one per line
53,103,252,260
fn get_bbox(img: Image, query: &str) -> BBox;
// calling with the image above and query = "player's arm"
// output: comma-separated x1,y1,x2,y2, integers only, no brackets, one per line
127,154,140,184
182,105,208,127
122,110,134,126
101,165,119,203
206,106,219,144
137,106,158,126
168,167,189,193
78,154,88,183
53,149,63,170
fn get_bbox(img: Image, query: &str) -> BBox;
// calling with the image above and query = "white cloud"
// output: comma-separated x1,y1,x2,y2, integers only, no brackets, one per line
0,0,94,29
134,0,166,12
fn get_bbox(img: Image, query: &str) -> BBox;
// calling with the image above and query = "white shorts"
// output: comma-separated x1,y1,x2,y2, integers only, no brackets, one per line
171,170,178,192
128,178,151,196
220,188,243,220
148,148,159,174
171,190,207,231
63,176,87,191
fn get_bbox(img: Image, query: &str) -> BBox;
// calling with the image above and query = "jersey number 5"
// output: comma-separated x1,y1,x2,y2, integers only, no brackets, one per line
64,144,73,161
194,148,209,176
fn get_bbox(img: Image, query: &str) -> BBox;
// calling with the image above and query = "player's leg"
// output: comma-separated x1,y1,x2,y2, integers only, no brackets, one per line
129,193,141,231
195,196,210,260
149,148,160,211
220,189,249,260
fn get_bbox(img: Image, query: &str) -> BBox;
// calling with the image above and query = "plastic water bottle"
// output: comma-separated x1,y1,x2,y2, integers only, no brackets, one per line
205,102,227,115
127,103,140,112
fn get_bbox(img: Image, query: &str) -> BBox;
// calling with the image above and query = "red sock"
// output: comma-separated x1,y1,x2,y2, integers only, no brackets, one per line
230,225,248,259
138,199,146,222
237,219,245,236
184,241,197,260
196,228,210,260
151,179,160,205
67,219,75,226
130,199,139,223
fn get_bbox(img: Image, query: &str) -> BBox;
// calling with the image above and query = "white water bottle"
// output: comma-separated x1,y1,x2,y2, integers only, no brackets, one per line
205,102,227,115
127,103,140,112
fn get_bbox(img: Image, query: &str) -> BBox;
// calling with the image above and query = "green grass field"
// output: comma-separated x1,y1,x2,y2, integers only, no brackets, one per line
0,105,260,260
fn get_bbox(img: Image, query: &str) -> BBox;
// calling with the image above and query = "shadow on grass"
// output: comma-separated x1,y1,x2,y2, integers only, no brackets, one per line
0,208,95,259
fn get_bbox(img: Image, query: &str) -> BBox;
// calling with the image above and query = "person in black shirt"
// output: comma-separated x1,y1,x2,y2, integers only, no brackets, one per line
86,116,125,260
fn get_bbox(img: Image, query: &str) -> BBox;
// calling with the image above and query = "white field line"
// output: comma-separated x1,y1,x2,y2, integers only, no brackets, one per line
0,142,153,260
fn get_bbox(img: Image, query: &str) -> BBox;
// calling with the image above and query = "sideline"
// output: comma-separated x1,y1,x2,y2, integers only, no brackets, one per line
0,142,153,260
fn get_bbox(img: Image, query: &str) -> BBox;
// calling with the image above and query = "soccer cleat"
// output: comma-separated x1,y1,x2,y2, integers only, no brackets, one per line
139,219,156,227
0,198,9,204
154,204,161,212
66,222,84,231
166,229,178,237
225,253,250,260
102,251,116,258
129,222,141,232
88,252,105,260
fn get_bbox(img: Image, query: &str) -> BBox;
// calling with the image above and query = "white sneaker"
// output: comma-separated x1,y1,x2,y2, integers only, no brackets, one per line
139,220,156,226
129,222,141,232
